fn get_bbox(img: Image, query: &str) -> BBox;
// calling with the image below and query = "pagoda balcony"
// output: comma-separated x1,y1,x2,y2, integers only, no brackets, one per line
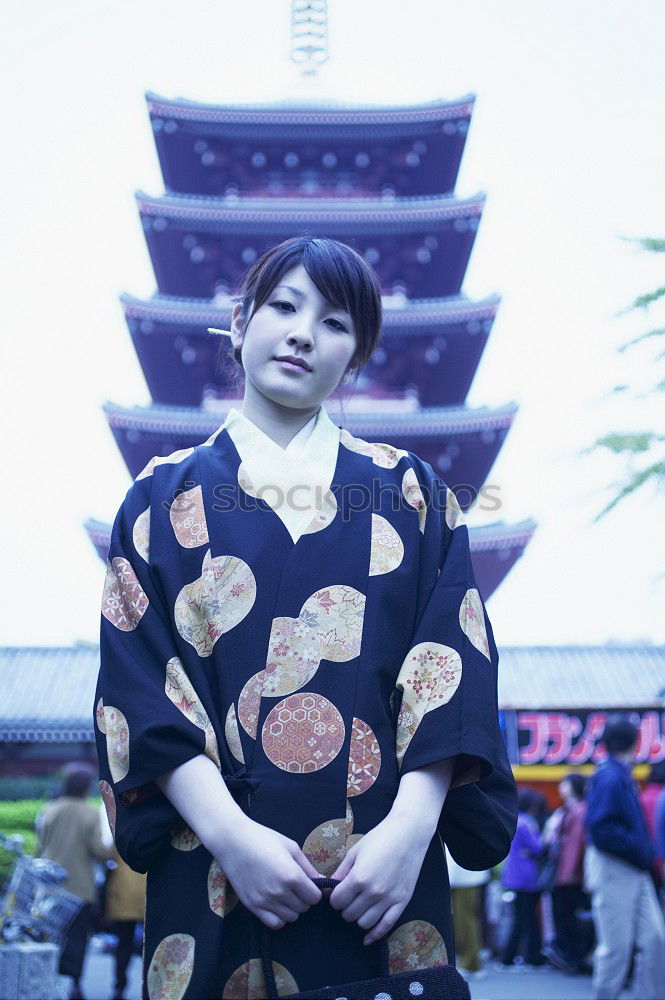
138,191,483,300
84,513,534,602
147,91,474,198
122,292,499,408
103,398,516,493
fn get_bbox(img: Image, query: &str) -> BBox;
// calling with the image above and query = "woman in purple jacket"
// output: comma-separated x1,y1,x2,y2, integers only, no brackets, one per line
500,788,546,967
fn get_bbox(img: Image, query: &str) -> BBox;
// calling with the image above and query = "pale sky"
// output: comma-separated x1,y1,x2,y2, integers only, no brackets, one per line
2,0,664,646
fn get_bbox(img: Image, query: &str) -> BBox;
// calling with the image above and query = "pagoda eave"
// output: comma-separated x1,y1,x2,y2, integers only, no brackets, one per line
103,400,517,495
146,91,476,127
124,292,498,408
137,190,485,227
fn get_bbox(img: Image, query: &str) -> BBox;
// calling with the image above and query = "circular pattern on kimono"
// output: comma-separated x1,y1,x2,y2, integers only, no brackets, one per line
136,446,195,481
262,616,322,697
174,549,256,657
303,814,353,876
369,514,404,576
347,718,381,797
170,825,201,852
402,468,427,534
222,959,298,999
444,487,465,531
261,693,345,774
340,428,408,468
397,642,462,711
165,657,220,767
224,704,245,763
388,920,448,974
147,933,195,1000
207,859,238,917
238,670,265,739
170,485,209,548
459,588,490,661
299,585,366,662
132,507,150,562
104,706,130,783
102,557,149,632
395,697,419,769
95,697,106,734
99,780,116,837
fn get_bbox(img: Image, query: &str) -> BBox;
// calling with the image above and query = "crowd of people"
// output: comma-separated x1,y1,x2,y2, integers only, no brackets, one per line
28,716,665,1000
449,715,665,1000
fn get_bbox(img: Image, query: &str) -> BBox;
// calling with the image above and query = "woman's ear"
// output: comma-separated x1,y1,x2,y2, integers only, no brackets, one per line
230,303,244,350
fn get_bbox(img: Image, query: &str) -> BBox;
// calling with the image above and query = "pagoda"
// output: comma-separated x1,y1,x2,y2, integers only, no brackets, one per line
86,6,535,599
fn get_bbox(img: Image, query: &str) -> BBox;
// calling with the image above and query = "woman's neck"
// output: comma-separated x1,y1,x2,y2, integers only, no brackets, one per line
239,384,320,450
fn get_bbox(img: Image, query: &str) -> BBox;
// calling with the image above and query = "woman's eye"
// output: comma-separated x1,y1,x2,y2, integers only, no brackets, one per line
270,300,294,312
327,319,348,332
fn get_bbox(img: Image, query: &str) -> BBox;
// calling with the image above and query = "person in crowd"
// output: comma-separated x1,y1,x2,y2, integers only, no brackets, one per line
640,760,665,884
99,802,146,1000
585,715,665,999
36,762,115,1000
543,772,591,973
445,845,489,977
499,787,547,967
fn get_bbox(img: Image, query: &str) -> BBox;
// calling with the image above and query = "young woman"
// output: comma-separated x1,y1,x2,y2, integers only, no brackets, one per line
94,236,516,999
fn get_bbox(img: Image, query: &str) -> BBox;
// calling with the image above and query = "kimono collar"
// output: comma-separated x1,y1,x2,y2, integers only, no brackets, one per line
220,404,342,543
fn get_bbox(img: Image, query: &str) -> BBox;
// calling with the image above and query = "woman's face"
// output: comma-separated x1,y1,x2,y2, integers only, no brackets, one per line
230,263,358,411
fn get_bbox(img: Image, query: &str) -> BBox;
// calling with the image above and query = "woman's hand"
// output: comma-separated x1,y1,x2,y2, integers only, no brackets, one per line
328,813,430,945
212,815,322,930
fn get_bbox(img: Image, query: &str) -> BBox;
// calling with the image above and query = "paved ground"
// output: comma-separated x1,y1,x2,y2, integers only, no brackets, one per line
79,942,600,1000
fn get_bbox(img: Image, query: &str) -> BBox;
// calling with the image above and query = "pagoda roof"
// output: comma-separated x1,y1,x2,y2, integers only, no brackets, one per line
146,91,475,128
103,399,516,438
137,189,484,230
121,292,500,330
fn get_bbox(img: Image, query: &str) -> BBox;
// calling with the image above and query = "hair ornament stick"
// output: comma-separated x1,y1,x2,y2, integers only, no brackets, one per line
207,328,232,336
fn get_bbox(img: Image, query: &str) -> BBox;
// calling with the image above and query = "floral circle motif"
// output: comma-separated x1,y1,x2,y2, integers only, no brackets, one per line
402,468,427,534
170,485,209,548
102,557,149,632
170,825,201,852
388,920,448,974
222,959,298,998
165,657,220,768
459,588,490,661
207,859,238,917
262,693,345,774
104,706,130,783
146,934,195,1000
237,671,265,740
347,718,381,797
369,514,404,576
99,780,116,837
132,507,150,562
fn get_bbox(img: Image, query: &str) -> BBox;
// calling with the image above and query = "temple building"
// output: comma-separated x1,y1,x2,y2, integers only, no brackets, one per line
85,89,536,600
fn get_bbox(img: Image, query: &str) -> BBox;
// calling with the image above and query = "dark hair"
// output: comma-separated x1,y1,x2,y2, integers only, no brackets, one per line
647,760,665,785
602,714,639,755
60,762,95,798
562,772,586,800
219,236,383,396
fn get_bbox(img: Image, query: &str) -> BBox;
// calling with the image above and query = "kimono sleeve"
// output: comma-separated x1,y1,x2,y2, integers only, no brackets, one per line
395,463,517,866
93,474,210,873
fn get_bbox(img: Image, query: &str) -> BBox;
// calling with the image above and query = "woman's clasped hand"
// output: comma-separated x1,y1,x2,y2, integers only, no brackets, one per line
329,812,429,945
216,811,428,944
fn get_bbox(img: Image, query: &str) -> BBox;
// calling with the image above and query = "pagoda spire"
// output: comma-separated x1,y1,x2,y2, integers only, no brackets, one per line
290,0,329,76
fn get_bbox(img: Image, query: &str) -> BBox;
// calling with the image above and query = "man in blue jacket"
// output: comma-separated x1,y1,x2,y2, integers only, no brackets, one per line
585,715,665,999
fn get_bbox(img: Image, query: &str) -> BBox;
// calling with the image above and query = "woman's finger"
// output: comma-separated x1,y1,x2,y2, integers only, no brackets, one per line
255,907,284,930
363,902,404,945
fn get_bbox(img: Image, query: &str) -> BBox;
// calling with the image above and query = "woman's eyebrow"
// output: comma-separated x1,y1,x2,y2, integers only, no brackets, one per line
274,284,350,315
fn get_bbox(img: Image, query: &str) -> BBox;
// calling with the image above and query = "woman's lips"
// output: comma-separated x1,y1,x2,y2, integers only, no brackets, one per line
274,358,312,373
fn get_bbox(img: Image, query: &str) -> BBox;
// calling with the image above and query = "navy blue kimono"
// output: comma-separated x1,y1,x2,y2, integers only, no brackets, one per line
93,413,515,999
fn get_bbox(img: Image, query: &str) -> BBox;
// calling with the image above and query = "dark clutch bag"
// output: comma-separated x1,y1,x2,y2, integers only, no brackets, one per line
259,877,471,1000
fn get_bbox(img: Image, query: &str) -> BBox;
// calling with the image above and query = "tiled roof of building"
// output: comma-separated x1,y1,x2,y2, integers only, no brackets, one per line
1,644,664,743
498,645,665,710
